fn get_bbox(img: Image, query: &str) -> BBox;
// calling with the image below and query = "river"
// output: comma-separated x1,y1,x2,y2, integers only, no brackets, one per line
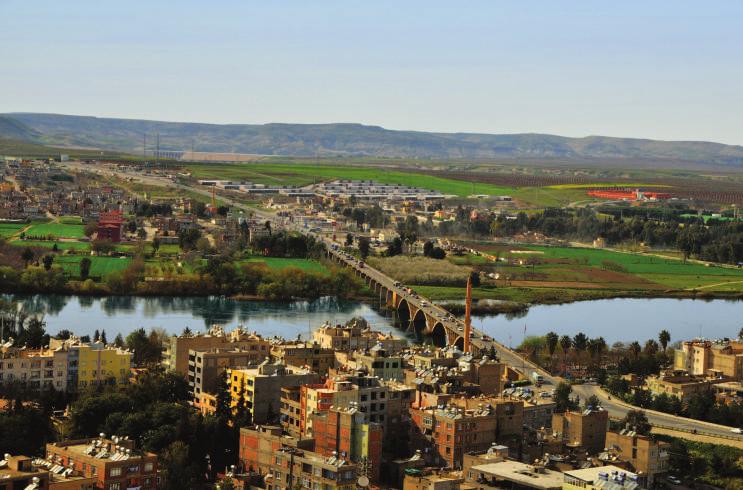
4,295,742,346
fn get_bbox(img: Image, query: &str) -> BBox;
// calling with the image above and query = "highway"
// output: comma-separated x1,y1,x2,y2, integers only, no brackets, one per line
62,161,743,440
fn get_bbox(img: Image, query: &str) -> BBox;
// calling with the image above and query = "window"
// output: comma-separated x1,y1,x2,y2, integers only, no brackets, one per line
110,467,122,477
144,462,154,472
109,484,121,490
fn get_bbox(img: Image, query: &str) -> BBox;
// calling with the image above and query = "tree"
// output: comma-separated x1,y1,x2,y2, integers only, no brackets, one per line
17,317,48,349
21,247,35,267
644,339,659,357
100,329,107,344
83,221,98,238
152,237,161,254
423,241,434,257
345,233,353,246
358,237,371,260
559,335,572,353
429,247,446,259
584,394,601,409
178,228,202,252
113,333,125,348
94,329,100,342
469,270,481,287
545,332,559,357
125,328,162,366
215,370,232,418
659,330,671,353
386,237,403,257
79,257,92,280
573,332,588,352
554,382,578,412
619,410,651,435
42,254,54,271
628,341,642,359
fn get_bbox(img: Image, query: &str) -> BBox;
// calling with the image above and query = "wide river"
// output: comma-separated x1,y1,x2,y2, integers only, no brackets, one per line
4,295,742,345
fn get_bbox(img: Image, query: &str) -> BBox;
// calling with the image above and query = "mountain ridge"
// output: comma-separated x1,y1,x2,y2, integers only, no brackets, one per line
3,112,743,165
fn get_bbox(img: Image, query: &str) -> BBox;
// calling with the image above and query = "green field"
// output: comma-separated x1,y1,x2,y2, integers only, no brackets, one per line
25,222,87,239
395,243,743,302
11,240,90,251
54,256,132,278
0,223,26,238
58,216,84,225
184,163,514,197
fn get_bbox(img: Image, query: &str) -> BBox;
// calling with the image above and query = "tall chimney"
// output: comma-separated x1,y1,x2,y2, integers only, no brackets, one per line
463,275,472,353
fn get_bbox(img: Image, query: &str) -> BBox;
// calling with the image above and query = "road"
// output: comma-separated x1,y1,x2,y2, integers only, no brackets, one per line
61,161,743,440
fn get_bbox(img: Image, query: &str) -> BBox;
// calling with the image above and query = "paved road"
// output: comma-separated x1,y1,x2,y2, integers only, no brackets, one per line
62,161,743,440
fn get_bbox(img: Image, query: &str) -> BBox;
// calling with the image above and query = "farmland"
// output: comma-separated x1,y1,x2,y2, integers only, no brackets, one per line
54,255,132,279
25,222,87,239
372,243,743,304
0,223,25,238
183,162,515,197
240,257,328,274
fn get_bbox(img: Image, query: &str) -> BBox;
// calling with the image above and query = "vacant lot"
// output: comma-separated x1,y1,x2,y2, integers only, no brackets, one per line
369,255,470,286
25,222,87,239
241,257,329,274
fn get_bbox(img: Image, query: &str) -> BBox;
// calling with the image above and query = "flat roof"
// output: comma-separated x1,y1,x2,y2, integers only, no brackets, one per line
564,465,637,482
471,461,563,490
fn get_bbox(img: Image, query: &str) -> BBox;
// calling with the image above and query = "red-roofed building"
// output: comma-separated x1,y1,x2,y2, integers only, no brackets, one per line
97,210,124,242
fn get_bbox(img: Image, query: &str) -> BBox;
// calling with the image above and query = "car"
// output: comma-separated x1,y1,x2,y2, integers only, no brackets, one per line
666,476,682,485
731,428,743,434
420,301,428,307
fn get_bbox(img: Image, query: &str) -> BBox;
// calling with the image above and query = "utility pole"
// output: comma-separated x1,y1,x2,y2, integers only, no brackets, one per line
143,133,147,163
156,132,160,167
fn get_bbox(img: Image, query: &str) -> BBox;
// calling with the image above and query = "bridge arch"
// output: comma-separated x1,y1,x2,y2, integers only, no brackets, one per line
453,336,465,351
412,309,427,341
431,322,448,348
396,299,411,330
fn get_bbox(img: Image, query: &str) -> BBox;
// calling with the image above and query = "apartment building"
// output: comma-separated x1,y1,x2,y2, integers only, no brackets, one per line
674,339,743,380
187,348,263,400
645,370,723,403
551,408,609,455
270,342,336,376
312,322,407,353
409,399,523,469
162,326,270,375
46,435,158,490
229,362,320,423
311,406,383,482
0,345,69,392
604,430,669,487
239,426,358,490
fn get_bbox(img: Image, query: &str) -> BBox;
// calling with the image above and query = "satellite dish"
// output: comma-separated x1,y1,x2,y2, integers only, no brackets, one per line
357,476,370,487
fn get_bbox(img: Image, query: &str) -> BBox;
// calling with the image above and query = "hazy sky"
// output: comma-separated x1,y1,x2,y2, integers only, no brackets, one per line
2,1,742,144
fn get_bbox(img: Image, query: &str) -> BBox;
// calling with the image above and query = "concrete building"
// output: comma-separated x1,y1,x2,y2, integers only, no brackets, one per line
162,326,270,375
674,339,743,380
551,408,609,455
187,348,266,400
563,466,642,490
349,345,405,381
75,342,131,388
409,399,523,469
270,342,336,376
311,406,383,482
238,426,358,490
403,471,473,490
465,460,563,490
229,362,320,423
46,435,158,490
312,321,407,353
0,345,69,392
604,430,669,487
0,454,51,490
645,370,723,403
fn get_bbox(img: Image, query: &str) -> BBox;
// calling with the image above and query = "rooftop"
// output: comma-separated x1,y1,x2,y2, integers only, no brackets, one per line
471,461,564,490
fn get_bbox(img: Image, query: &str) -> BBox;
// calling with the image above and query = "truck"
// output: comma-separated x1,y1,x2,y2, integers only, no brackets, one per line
531,371,544,386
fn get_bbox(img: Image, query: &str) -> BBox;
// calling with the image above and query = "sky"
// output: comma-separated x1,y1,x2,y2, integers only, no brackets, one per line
2,1,742,145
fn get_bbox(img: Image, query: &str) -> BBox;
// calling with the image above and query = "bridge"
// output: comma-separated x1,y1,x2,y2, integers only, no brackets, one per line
324,246,493,354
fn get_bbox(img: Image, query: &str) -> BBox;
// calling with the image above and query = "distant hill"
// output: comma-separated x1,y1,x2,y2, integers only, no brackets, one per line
3,112,743,165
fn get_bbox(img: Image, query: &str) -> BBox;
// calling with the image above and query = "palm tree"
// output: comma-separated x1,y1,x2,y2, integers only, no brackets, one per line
628,341,642,360
658,330,671,353
546,332,559,357
644,339,659,357
573,333,588,353
559,335,572,370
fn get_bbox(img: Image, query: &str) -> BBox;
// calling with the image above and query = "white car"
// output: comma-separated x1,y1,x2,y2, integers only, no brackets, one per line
666,476,682,485
731,428,743,434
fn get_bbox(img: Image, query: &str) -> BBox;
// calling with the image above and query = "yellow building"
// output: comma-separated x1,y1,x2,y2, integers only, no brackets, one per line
76,342,131,388
229,362,319,423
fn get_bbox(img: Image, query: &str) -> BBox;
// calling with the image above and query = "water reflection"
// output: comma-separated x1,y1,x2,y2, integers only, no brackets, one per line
3,294,397,339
